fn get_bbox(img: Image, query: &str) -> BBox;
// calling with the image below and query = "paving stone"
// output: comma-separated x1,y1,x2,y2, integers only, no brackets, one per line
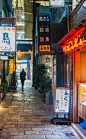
39,131,52,135
45,135,62,139
4,125,15,128
14,135,45,139
25,131,39,135
0,136,14,139
32,128,43,131
10,131,24,136
18,128,31,131
43,127,56,131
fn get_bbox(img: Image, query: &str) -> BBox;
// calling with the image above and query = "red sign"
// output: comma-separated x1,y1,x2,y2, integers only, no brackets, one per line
63,36,86,53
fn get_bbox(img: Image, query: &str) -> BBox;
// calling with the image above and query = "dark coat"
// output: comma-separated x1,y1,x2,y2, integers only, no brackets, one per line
20,70,26,82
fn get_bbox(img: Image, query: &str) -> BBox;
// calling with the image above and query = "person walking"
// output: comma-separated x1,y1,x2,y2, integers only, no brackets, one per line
20,68,26,91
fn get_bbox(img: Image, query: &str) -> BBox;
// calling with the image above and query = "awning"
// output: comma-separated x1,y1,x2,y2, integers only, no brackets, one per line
57,23,86,54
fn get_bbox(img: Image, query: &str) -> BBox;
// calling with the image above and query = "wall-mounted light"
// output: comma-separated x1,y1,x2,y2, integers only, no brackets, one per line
46,57,50,63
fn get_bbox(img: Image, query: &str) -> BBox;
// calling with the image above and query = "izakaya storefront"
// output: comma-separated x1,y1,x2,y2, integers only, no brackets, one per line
57,23,86,123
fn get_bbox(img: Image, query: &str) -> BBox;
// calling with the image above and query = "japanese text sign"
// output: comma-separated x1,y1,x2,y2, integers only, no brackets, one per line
0,26,16,52
9,59,13,74
49,0,65,8
55,88,70,113
37,13,52,54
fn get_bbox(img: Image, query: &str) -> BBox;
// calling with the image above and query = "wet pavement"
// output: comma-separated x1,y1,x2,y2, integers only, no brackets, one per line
0,80,81,139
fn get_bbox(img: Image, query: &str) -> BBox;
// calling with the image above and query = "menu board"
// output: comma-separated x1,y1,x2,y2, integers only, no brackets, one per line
55,88,70,113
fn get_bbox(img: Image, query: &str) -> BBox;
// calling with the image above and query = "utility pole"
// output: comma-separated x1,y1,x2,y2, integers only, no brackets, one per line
33,0,36,86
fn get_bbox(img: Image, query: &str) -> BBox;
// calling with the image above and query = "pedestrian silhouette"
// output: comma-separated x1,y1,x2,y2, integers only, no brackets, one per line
20,68,26,91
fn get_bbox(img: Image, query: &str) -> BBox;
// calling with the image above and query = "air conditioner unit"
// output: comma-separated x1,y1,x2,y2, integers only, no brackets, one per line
0,10,5,17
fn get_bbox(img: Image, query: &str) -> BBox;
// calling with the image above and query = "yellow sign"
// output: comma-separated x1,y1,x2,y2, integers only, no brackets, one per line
9,59,13,74
39,45,50,51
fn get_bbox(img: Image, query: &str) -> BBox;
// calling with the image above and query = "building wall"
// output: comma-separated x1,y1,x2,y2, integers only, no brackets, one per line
0,0,3,10
69,0,86,30
41,55,53,79
74,46,86,122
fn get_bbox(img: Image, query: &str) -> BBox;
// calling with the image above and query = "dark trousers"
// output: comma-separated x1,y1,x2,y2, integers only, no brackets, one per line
21,80,24,90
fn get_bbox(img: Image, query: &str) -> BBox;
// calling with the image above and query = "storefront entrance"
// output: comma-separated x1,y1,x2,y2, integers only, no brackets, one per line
16,60,31,80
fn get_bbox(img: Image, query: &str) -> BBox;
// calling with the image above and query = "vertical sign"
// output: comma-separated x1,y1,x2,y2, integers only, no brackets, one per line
54,58,56,85
37,13,52,54
55,88,70,113
9,59,13,74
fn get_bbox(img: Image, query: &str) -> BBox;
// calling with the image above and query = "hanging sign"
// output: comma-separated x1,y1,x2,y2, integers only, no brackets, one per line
37,13,52,54
49,0,65,8
0,26,16,52
9,59,13,74
54,58,56,85
55,87,70,114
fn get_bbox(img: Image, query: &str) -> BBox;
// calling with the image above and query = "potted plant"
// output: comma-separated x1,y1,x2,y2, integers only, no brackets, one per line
33,64,47,91
0,82,6,100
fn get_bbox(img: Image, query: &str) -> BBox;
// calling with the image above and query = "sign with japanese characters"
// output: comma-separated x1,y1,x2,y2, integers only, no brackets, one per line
49,0,65,8
9,59,13,74
0,26,16,52
55,88,70,113
37,13,52,54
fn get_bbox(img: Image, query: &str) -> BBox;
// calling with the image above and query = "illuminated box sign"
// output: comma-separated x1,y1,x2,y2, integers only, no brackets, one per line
57,25,86,54
37,13,52,54
63,36,86,53
0,26,16,52
9,59,13,74
49,0,65,8
55,88,70,114
39,45,50,51
0,56,8,60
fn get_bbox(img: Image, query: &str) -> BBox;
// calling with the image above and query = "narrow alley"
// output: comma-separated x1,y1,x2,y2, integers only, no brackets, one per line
0,81,81,139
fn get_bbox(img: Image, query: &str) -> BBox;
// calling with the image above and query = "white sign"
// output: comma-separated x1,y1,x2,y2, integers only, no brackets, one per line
49,0,65,8
0,26,16,52
0,56,8,60
55,88,70,113
54,58,56,85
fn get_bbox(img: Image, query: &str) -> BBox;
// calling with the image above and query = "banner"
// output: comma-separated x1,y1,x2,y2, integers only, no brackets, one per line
49,0,65,8
37,13,52,54
55,88,70,113
0,26,16,52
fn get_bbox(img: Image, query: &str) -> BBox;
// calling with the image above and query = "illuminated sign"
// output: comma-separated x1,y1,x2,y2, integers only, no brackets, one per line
49,0,65,8
9,59,13,74
0,26,16,52
55,88,70,113
0,56,8,60
39,45,50,51
37,13,52,54
63,36,86,53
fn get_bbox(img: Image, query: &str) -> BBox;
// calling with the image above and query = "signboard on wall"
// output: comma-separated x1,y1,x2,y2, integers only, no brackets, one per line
54,58,56,85
37,13,52,54
49,0,65,8
0,26,16,52
55,88,70,113
9,59,13,74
